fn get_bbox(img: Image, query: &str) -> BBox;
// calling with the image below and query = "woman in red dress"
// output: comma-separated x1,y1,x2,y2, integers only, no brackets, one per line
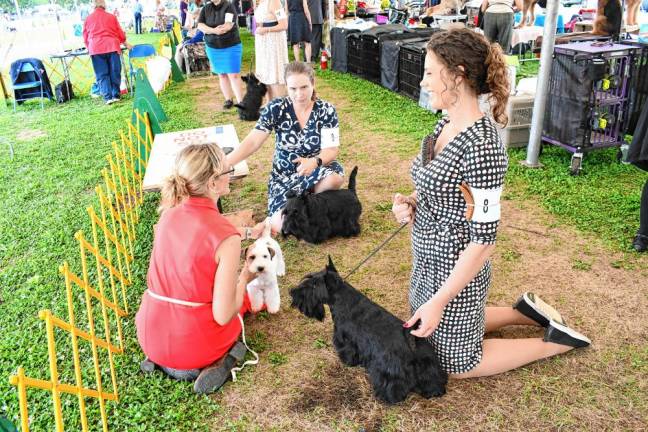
136,143,258,394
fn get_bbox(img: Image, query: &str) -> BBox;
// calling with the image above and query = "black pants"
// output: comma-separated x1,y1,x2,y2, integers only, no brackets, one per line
134,12,142,34
309,24,323,62
640,179,648,236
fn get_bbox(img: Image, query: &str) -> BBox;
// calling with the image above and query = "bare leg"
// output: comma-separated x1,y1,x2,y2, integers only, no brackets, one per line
271,83,286,98
218,74,233,101
304,42,312,63
292,44,301,62
269,211,283,234
485,306,539,333
452,338,572,379
227,73,244,103
313,173,344,193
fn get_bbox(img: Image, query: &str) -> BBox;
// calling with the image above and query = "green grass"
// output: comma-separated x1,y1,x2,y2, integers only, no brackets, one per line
0,79,216,431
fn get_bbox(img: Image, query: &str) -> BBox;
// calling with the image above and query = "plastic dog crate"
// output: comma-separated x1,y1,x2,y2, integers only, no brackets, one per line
399,40,427,101
347,33,364,77
331,27,360,73
542,42,639,174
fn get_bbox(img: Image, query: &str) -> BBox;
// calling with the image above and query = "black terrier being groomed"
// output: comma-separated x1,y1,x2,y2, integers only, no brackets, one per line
290,257,448,404
281,166,361,244
234,73,267,121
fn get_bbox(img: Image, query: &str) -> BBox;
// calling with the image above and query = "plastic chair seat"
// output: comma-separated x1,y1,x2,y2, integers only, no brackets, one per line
12,81,41,90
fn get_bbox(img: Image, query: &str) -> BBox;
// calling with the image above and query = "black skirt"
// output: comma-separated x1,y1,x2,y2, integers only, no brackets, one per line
288,12,311,44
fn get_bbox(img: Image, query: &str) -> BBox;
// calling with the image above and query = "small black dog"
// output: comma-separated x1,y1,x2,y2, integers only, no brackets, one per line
290,257,448,404
234,73,267,121
281,166,361,244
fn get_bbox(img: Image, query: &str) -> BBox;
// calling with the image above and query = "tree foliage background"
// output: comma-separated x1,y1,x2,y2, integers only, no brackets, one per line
1,0,92,14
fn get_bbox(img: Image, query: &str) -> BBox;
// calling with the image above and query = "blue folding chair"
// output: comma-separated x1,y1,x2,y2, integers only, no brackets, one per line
11,62,46,112
128,44,157,92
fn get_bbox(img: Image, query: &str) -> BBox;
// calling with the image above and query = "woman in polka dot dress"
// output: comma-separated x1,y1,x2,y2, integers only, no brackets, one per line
392,29,591,378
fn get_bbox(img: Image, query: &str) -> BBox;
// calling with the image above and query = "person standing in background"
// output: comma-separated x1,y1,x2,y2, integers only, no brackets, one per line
83,0,131,105
306,0,323,63
480,0,522,53
133,0,143,34
198,0,245,109
180,0,189,26
287,0,312,62
254,0,289,100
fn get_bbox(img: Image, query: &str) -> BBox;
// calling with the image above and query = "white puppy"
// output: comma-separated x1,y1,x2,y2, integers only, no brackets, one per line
245,219,285,313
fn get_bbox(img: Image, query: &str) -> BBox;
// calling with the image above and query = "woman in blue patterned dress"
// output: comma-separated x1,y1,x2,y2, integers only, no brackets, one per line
227,62,344,233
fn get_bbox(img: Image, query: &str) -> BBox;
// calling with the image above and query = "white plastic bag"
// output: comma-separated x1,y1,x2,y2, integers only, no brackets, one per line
146,56,171,94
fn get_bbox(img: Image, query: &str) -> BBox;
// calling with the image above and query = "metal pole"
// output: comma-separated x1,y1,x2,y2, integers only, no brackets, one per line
13,0,22,19
522,0,560,168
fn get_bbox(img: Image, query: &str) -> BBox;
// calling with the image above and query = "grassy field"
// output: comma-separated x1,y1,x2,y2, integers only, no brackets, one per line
1,29,647,431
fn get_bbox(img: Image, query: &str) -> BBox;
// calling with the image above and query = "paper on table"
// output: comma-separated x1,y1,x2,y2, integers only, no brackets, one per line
143,124,249,191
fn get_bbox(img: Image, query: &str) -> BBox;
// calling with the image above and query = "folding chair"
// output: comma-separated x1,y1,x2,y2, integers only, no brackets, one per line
11,62,46,112
128,44,157,93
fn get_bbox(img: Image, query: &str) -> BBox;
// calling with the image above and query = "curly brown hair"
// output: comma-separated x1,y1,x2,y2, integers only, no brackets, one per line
426,28,510,127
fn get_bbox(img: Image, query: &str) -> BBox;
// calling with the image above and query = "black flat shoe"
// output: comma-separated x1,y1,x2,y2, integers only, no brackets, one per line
513,292,566,327
544,320,591,348
223,99,234,109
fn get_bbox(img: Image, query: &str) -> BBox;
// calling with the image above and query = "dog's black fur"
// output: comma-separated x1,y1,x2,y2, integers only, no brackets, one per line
281,166,361,244
290,257,448,404
234,74,267,121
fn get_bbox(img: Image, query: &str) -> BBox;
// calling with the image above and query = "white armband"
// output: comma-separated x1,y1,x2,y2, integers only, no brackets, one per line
275,8,286,20
470,186,502,223
321,127,340,149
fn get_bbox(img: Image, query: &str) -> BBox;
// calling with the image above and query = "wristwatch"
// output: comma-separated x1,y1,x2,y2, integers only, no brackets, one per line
244,227,253,240
315,157,323,167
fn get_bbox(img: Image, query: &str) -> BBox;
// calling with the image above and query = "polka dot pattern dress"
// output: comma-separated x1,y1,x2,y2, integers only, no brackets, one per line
409,116,508,374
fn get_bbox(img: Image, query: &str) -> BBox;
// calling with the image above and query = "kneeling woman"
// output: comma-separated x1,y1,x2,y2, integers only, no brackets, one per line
227,62,345,233
136,143,256,394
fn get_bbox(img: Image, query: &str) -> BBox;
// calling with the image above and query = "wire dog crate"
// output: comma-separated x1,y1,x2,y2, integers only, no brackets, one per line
398,40,427,101
542,42,639,174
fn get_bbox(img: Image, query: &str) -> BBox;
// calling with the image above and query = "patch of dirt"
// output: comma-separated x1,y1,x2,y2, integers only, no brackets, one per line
16,129,47,140
181,71,648,431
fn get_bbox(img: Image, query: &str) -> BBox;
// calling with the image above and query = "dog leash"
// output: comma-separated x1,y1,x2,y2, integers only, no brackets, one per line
230,313,260,382
343,222,409,280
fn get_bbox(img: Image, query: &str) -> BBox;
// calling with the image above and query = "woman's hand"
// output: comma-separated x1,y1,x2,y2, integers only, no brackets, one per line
256,26,267,35
239,261,257,285
293,157,318,177
392,193,416,224
403,296,446,338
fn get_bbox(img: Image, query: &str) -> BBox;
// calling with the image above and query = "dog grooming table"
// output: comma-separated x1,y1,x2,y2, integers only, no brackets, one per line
143,124,249,191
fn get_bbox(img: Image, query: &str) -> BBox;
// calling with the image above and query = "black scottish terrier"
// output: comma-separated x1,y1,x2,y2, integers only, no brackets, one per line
281,166,361,244
234,73,267,121
290,257,448,404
